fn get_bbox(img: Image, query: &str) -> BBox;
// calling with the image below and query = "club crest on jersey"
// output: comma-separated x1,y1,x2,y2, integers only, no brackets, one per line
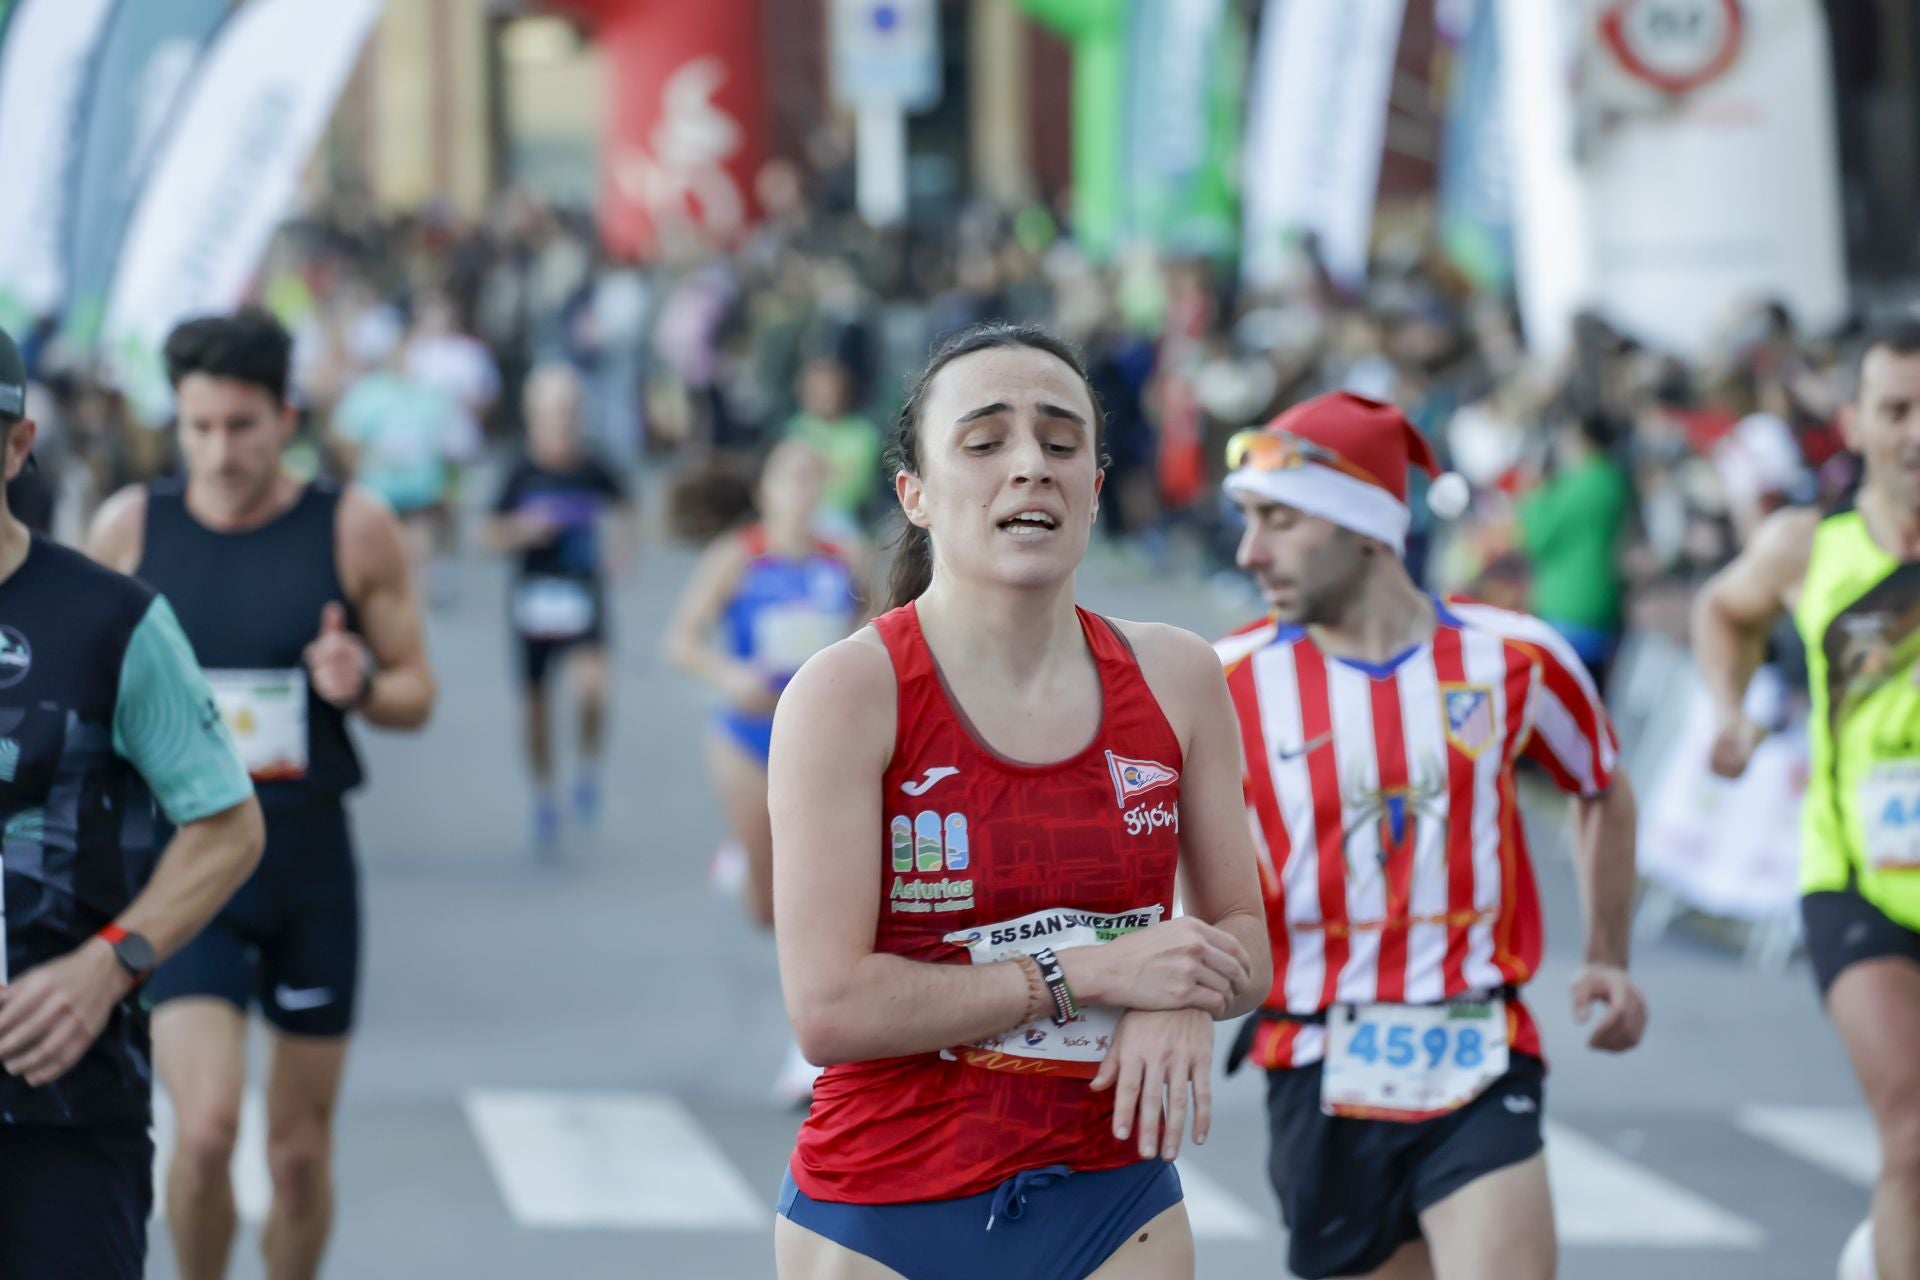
1107,751,1178,808
1441,686,1493,758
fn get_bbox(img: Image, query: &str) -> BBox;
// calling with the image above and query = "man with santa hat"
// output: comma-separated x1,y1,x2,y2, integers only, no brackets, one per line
1213,392,1647,1280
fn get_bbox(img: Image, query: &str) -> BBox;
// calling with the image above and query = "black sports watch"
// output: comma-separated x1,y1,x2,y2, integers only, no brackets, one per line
98,926,156,983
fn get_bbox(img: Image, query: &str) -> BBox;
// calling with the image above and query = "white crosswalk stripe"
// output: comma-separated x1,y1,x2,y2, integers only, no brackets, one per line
139,1085,1859,1252
1173,1161,1268,1240
459,1088,1277,1240
1545,1121,1764,1249
464,1089,766,1230
1738,1105,1880,1188
152,1086,273,1223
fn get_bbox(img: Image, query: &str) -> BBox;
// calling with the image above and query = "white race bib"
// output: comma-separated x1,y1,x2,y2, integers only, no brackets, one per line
943,904,1165,1079
1321,999,1509,1121
513,578,598,641
205,669,310,782
1861,759,1920,870
750,601,844,676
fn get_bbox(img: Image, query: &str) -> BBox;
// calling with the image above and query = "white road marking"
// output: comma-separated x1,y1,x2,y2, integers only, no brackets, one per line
1547,1121,1764,1248
1176,1160,1269,1240
1738,1105,1880,1188
464,1089,765,1230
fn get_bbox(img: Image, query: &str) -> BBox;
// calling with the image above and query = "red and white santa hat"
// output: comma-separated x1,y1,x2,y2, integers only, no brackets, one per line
1222,391,1468,554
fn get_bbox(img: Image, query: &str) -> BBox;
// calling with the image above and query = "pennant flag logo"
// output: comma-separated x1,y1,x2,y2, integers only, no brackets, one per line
1107,750,1179,808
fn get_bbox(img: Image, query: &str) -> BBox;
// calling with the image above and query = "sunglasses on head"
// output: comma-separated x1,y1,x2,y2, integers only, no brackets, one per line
1223,428,1384,488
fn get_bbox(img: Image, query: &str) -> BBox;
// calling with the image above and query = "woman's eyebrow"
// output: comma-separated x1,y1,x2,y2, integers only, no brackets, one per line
956,402,1009,424
955,401,1087,425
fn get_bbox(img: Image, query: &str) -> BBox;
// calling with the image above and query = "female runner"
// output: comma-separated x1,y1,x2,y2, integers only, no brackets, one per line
666,439,866,928
770,324,1270,1280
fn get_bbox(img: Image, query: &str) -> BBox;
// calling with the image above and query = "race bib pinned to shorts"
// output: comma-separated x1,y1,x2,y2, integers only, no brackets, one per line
1861,759,1920,870
513,577,598,641
750,601,844,677
942,905,1165,1080
1321,999,1509,1122
205,668,309,782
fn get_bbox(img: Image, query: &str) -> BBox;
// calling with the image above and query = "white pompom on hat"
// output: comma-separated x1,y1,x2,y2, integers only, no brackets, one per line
1426,470,1471,520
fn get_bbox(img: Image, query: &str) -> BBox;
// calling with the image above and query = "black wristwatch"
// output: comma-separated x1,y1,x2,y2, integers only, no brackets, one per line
97,926,155,983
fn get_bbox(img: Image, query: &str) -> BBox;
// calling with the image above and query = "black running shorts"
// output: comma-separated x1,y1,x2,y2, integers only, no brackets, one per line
0,1124,152,1279
1803,885,1920,997
1264,1053,1546,1279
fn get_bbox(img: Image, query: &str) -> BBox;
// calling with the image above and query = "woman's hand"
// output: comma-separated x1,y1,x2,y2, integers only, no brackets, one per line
1090,1008,1215,1160
1059,917,1252,1015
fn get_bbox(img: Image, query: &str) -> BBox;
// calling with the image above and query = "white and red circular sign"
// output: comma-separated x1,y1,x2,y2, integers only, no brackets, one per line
1599,0,1745,95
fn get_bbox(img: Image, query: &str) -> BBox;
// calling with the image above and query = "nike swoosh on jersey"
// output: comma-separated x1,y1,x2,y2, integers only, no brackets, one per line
1275,733,1333,763
273,985,335,1012
900,766,961,796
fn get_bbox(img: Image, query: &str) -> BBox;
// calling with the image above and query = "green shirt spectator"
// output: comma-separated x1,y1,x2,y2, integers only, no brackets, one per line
1518,417,1633,674
785,357,880,530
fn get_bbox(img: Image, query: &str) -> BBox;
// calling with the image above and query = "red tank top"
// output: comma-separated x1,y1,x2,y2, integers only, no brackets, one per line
790,602,1184,1203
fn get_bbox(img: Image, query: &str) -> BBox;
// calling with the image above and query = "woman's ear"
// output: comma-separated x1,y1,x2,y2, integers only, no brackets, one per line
896,469,932,530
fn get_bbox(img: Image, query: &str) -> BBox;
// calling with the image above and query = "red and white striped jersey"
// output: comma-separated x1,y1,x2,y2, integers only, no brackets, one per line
1215,598,1619,1070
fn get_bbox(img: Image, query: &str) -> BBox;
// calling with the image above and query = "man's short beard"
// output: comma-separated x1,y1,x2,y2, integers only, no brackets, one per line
1289,532,1373,627
1293,575,1365,628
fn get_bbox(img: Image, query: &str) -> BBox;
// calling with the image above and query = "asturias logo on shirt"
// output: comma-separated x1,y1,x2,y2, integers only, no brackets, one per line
887,810,975,913
1106,750,1178,809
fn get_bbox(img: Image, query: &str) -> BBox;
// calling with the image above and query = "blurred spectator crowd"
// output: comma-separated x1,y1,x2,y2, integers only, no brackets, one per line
12,151,1875,692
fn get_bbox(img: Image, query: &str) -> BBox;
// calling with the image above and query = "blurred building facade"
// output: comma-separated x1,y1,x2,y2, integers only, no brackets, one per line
315,0,1919,284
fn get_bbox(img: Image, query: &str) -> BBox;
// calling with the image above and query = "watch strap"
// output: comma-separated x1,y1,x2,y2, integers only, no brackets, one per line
1030,946,1079,1026
95,925,152,984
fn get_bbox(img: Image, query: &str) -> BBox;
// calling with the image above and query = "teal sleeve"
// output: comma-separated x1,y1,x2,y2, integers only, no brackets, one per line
112,597,255,824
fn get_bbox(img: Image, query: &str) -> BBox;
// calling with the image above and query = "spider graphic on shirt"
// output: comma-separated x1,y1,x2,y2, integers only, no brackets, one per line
1338,756,1451,891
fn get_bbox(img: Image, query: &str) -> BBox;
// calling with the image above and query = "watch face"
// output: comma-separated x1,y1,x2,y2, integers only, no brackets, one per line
116,932,156,973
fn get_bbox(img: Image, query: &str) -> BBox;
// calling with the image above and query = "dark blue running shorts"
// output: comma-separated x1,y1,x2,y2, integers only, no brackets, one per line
778,1160,1183,1280
149,795,359,1037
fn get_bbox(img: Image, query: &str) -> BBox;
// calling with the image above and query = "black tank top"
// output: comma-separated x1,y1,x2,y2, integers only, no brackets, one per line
137,478,363,798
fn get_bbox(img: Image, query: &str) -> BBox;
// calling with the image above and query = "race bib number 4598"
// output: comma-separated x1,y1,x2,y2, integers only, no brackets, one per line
1321,1000,1509,1122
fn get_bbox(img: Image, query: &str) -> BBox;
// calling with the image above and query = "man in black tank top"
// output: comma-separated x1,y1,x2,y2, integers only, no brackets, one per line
0,326,264,1280
87,310,437,1280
